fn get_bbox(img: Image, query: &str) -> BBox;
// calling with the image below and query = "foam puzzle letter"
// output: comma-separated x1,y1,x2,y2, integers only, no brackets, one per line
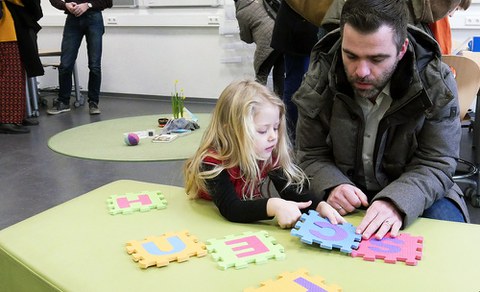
117,194,152,208
226,235,270,258
207,231,285,270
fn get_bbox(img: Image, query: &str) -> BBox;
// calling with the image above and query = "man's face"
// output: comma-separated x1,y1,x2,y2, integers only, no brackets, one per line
341,23,408,102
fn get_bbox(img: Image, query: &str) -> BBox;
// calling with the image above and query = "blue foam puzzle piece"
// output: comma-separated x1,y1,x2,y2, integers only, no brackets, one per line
291,210,361,254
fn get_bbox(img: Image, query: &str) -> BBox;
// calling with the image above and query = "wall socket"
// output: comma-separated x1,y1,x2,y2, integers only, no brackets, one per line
465,16,480,26
107,17,118,25
208,16,220,25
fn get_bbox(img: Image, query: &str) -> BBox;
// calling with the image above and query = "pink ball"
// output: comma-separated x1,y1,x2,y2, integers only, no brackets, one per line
124,133,140,146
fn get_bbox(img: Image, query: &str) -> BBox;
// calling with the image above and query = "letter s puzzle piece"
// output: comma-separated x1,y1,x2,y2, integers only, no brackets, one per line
244,269,342,292
350,233,423,266
206,230,285,270
107,190,167,215
126,230,207,268
290,210,361,253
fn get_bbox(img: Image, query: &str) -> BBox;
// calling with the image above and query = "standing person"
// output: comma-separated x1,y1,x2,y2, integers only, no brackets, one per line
47,0,112,115
234,0,284,96
0,0,43,134
294,0,469,240
183,80,345,228
270,1,319,139
429,0,471,55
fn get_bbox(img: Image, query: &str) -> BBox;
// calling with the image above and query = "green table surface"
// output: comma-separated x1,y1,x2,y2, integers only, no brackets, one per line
0,180,479,292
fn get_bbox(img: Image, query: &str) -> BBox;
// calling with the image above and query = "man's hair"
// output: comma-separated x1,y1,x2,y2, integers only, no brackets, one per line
339,0,408,51
459,0,471,11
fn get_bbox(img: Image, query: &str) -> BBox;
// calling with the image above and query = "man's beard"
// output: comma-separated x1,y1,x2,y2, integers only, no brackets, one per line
347,61,398,101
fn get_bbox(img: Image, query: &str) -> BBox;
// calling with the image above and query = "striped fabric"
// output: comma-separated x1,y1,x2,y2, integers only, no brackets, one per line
0,41,25,123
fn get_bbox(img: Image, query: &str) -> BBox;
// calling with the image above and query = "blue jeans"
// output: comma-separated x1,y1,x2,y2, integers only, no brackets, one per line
421,197,466,222
283,53,310,140
58,11,104,105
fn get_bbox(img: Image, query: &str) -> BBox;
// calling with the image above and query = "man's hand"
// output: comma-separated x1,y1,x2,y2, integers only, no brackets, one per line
267,198,312,229
356,200,403,240
68,2,90,17
65,2,77,14
327,184,369,215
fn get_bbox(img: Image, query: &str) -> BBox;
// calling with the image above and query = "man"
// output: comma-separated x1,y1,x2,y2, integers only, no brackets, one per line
293,0,469,240
47,0,112,115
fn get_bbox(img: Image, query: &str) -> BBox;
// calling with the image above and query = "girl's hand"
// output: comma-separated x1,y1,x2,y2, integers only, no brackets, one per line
267,198,312,229
316,201,347,224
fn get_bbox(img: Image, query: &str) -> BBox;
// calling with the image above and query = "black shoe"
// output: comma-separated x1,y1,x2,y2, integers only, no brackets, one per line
22,118,39,126
47,102,71,115
0,123,30,134
89,102,101,115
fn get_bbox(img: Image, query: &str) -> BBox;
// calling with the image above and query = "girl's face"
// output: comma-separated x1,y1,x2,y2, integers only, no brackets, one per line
253,102,280,161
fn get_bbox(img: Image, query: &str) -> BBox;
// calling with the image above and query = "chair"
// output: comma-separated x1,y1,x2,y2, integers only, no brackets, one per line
442,54,480,207
26,50,85,117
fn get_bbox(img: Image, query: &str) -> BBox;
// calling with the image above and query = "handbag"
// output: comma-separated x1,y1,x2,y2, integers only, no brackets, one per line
284,0,334,26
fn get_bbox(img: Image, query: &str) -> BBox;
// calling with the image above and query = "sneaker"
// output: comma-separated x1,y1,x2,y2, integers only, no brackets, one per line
89,102,101,115
47,102,71,115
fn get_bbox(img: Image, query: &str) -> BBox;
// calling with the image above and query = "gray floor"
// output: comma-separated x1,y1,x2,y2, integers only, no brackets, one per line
0,94,479,230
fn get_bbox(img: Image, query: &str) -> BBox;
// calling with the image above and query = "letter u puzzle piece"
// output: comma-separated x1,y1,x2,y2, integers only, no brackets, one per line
351,233,423,266
206,230,285,270
291,210,361,254
126,230,207,268
107,190,167,215
244,269,342,292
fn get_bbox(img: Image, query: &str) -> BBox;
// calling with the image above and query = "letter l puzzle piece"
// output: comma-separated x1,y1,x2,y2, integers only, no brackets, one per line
291,210,361,253
206,230,285,270
244,269,342,292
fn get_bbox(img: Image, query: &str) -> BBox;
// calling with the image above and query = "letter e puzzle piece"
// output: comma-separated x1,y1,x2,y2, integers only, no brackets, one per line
350,233,423,266
244,269,342,292
107,190,167,215
206,230,285,270
126,230,207,268
291,210,361,253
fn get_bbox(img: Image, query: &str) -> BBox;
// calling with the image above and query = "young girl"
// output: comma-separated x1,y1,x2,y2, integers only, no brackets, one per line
184,80,345,228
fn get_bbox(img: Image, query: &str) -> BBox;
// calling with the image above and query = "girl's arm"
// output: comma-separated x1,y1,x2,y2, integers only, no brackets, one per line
205,167,272,223
268,169,321,208
269,169,346,224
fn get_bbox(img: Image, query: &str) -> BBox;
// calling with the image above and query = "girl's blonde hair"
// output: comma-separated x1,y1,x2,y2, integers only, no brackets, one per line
184,79,307,199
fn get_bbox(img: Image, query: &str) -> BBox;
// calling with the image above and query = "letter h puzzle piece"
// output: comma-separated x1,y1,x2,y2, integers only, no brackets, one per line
107,190,167,215
351,233,423,266
290,210,361,254
244,269,342,292
206,230,285,270
126,230,207,268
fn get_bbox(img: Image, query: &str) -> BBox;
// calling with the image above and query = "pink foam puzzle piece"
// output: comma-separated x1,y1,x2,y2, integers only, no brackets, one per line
351,232,423,266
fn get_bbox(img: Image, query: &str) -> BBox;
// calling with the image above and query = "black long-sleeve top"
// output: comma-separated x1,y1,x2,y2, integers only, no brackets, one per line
204,165,321,223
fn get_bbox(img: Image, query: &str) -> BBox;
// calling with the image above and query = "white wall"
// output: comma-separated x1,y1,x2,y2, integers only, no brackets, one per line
37,0,255,99
37,1,480,99
448,1,480,51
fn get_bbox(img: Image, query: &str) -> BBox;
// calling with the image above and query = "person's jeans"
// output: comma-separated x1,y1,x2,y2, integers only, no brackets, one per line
283,53,310,141
58,11,104,105
421,197,466,222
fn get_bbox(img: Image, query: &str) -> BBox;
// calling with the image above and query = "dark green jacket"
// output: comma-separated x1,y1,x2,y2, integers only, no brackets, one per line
293,26,469,227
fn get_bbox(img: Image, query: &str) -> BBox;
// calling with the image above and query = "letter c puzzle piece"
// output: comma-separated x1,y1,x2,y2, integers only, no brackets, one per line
291,210,361,253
